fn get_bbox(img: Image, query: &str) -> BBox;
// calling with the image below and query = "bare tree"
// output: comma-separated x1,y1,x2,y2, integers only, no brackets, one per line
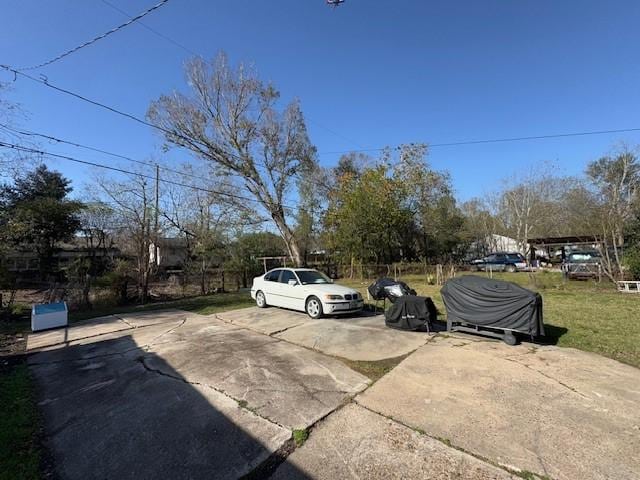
497,165,564,254
0,82,33,176
70,202,118,308
78,202,118,265
460,198,503,257
587,145,640,280
160,164,259,294
148,52,317,266
95,174,156,303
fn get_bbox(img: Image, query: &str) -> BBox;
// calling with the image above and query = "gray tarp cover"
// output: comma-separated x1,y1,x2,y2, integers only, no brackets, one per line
441,275,544,336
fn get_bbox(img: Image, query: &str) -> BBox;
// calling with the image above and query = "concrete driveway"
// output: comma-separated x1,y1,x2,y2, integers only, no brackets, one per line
26,306,640,479
216,306,431,361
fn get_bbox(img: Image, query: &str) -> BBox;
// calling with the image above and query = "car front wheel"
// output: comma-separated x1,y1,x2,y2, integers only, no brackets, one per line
505,265,517,273
305,296,323,319
256,291,267,308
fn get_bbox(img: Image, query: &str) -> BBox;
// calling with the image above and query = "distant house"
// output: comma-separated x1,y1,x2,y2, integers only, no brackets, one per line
2,236,204,276
1,237,120,275
149,237,190,271
468,234,553,258
467,234,521,259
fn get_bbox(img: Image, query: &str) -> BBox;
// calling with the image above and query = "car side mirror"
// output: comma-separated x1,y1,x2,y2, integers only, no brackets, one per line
288,279,298,286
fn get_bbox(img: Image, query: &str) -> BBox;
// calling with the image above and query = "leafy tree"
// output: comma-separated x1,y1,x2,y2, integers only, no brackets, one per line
225,232,286,287
392,144,464,262
294,162,326,265
148,52,317,267
0,165,82,278
332,152,371,182
324,165,413,265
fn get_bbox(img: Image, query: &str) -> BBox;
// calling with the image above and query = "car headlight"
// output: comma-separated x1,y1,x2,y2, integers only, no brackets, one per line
324,294,344,300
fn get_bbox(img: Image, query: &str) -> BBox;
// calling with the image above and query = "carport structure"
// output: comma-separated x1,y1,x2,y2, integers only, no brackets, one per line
527,235,602,262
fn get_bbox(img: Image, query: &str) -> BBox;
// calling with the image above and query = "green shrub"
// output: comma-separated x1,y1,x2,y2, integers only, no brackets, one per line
623,246,640,280
10,303,29,318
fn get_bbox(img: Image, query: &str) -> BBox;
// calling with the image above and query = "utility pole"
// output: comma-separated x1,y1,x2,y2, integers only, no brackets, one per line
154,164,160,267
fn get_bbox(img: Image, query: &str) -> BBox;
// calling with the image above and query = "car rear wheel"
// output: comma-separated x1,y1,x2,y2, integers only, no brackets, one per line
306,296,323,319
256,291,267,308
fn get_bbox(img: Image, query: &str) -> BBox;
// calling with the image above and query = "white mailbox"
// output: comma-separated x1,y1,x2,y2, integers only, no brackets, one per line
31,302,68,332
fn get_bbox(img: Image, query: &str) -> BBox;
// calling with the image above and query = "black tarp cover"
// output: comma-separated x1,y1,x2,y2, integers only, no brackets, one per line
440,275,544,336
385,296,437,331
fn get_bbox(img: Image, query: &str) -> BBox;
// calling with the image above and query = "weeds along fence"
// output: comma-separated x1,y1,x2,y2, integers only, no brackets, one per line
319,263,459,285
156,264,463,293
2,263,461,314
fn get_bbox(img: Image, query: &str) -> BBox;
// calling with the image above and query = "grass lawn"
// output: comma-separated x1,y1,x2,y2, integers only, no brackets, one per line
342,271,640,368
0,362,43,480
68,291,255,322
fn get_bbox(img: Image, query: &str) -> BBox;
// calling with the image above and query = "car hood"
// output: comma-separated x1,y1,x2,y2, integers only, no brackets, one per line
301,283,359,296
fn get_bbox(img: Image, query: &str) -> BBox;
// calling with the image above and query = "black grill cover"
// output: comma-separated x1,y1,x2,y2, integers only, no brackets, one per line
440,275,544,336
368,278,416,302
385,296,437,331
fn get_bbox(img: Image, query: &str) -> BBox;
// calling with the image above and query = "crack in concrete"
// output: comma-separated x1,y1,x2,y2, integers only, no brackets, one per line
503,356,588,399
213,313,306,338
27,323,134,353
138,355,291,431
267,322,305,337
425,334,585,400
28,318,189,366
28,344,143,366
136,342,372,479
112,314,137,329
143,317,188,348
353,400,555,480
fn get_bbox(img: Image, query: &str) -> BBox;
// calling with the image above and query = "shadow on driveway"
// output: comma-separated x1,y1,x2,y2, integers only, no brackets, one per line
28,334,308,480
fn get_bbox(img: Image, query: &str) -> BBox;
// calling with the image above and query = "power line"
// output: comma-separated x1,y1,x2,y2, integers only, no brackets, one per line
0,66,319,187
306,117,365,150
5,65,639,177
0,65,176,137
0,123,312,196
19,0,172,71
94,3,362,152
99,0,197,57
0,140,279,208
0,123,211,184
318,127,640,156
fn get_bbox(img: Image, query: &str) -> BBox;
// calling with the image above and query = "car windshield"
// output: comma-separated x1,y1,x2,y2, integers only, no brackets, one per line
296,270,331,285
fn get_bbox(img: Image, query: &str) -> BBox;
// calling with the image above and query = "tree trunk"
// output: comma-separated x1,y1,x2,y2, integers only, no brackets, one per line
82,274,92,310
200,258,206,295
271,212,304,267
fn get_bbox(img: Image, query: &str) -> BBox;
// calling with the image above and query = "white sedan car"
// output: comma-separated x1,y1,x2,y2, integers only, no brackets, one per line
251,268,364,318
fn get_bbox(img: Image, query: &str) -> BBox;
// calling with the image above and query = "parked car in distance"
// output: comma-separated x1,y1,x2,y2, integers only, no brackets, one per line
470,252,527,273
251,268,364,319
565,251,601,280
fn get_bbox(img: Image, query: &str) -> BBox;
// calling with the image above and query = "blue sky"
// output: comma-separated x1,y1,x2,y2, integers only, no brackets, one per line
1,0,640,202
